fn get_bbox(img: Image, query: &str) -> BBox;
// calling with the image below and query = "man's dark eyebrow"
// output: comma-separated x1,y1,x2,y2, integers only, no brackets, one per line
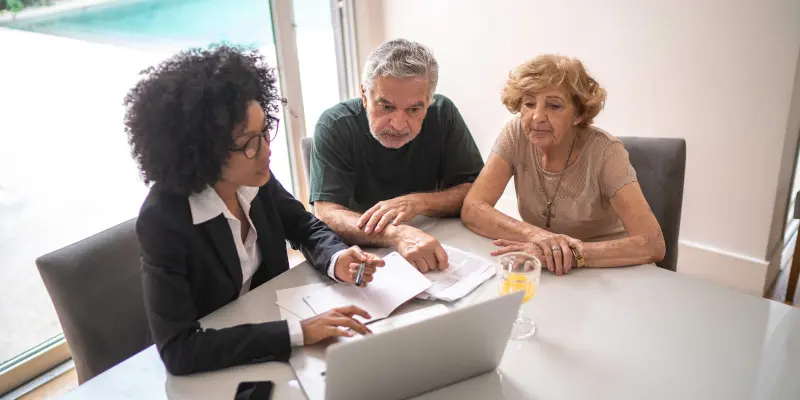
376,97,394,105
406,101,425,109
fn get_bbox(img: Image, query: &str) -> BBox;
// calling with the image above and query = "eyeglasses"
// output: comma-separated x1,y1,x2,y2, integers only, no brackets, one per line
230,116,280,159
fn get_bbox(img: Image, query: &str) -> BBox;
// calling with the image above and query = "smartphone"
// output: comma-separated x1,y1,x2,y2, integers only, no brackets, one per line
234,380,274,400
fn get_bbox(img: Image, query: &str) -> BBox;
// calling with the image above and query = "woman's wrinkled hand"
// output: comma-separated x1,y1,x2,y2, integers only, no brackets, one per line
492,232,583,276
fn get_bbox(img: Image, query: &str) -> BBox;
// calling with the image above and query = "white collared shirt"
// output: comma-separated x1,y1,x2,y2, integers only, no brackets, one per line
188,185,345,347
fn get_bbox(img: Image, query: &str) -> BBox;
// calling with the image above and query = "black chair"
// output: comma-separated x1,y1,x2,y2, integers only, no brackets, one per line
36,218,151,383
618,137,687,271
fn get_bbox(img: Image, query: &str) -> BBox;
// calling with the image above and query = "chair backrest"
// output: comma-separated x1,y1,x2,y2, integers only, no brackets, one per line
36,218,151,383
301,136,315,213
301,136,313,184
793,190,800,219
618,137,686,272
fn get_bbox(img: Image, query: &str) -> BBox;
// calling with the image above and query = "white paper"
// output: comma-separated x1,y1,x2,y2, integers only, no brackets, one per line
422,245,496,302
367,304,449,334
275,282,329,320
278,305,302,323
341,304,450,343
302,252,432,322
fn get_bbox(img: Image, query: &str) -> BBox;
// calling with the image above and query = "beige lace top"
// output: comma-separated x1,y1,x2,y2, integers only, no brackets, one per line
492,118,637,242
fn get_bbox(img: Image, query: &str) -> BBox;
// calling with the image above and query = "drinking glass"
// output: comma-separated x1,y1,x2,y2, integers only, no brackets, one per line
497,252,541,340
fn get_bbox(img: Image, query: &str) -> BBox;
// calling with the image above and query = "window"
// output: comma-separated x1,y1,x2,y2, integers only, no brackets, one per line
293,0,343,137
0,0,349,392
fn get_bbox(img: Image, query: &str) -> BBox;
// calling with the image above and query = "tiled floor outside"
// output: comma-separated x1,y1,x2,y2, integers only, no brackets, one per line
0,26,161,363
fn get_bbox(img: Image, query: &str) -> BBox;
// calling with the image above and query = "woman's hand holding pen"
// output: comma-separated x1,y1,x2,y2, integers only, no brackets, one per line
333,246,385,287
301,247,383,345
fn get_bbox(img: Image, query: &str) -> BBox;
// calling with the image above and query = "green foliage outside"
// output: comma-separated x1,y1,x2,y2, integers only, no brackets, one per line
2,0,54,13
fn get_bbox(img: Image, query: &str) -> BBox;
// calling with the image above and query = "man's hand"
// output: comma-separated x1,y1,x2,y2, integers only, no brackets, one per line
300,305,372,345
394,226,448,273
357,194,423,234
334,246,385,286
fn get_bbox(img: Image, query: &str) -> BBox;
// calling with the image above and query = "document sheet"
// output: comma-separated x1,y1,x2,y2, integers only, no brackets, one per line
275,282,329,321
302,252,431,322
419,245,496,302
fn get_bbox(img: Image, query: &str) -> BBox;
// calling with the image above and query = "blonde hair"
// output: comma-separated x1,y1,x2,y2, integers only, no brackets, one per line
501,54,606,127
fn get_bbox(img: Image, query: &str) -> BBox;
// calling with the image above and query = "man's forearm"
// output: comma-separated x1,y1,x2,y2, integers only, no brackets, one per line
316,204,401,247
414,183,472,217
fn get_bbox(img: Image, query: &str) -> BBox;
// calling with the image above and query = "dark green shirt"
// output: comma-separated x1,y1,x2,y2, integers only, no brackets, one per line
309,94,485,212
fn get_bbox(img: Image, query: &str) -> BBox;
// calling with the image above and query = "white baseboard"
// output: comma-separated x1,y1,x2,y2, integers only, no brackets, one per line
677,241,770,296
682,222,798,297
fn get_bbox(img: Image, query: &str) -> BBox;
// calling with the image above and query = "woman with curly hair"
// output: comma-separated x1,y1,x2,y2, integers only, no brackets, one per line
461,54,665,275
125,44,384,375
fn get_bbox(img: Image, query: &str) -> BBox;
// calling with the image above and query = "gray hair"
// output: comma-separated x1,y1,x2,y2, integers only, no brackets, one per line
362,38,439,100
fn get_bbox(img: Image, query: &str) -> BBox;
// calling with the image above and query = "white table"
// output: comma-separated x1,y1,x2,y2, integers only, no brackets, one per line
61,219,800,400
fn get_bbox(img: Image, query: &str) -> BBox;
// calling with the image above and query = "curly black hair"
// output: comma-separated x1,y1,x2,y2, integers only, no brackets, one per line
124,44,282,196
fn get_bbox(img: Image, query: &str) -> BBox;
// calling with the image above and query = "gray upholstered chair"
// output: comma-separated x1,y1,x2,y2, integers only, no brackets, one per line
301,136,313,184
301,136,314,212
618,137,686,272
36,218,151,383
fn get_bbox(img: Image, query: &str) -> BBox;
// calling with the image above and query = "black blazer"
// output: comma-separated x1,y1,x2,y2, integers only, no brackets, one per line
135,175,348,376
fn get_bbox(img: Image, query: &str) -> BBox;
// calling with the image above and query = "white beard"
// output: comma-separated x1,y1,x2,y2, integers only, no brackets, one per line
366,112,417,149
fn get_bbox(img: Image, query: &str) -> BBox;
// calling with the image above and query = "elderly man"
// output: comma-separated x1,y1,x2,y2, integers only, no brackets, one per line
309,38,484,272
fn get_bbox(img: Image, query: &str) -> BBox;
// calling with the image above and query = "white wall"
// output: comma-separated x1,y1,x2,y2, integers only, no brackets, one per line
355,0,800,294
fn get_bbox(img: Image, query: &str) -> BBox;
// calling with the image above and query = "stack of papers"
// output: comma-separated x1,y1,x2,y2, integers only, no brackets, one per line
275,246,495,324
341,304,449,342
420,245,496,302
275,283,329,322
303,252,431,322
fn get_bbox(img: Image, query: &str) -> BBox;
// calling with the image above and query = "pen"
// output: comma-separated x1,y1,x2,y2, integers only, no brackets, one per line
355,262,366,286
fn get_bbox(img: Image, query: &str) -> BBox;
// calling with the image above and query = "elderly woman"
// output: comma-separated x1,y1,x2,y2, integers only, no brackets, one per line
461,54,665,275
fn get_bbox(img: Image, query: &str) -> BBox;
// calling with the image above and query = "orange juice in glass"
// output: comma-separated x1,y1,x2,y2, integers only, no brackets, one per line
497,252,541,339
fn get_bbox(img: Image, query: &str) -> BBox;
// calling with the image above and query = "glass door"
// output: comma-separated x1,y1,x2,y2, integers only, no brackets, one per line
0,0,345,394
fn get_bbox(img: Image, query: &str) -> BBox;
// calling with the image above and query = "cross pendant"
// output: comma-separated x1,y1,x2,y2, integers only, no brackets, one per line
543,201,554,228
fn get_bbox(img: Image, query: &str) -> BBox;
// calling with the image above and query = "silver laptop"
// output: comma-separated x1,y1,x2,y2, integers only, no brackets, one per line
321,291,523,400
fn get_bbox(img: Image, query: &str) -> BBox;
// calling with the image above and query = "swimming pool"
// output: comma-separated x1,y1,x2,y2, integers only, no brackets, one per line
3,0,341,197
5,0,275,52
